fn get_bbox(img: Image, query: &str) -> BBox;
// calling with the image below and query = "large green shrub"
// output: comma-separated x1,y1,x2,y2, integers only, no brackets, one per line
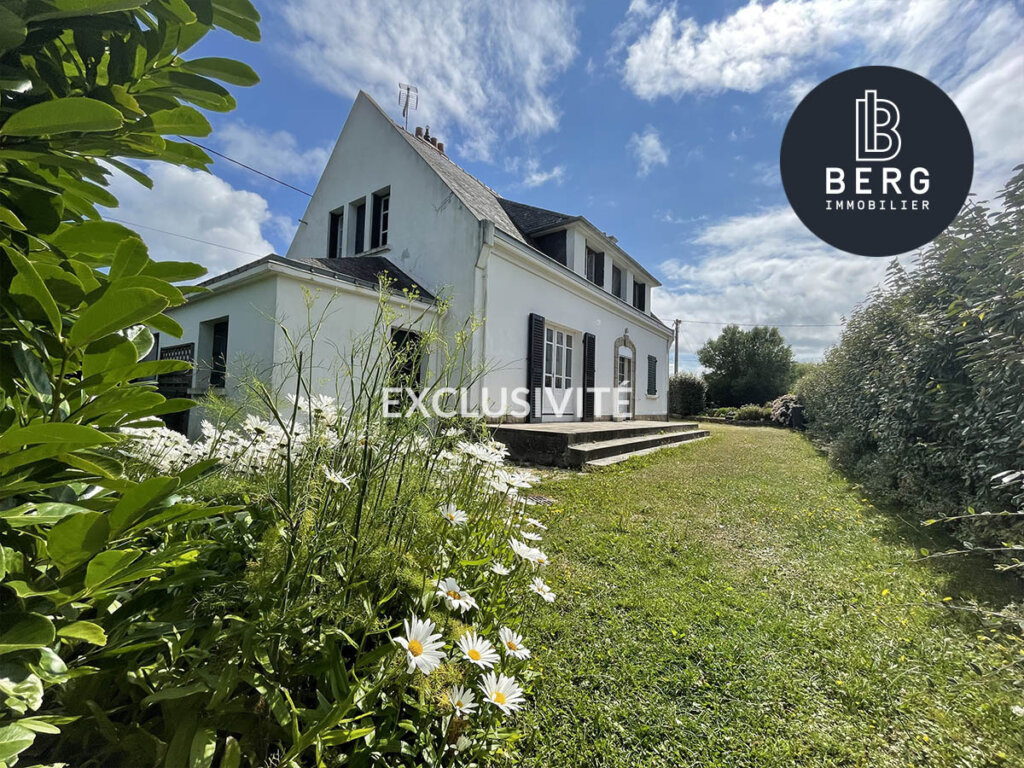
734,404,771,422
697,325,793,407
0,2,260,763
802,167,1024,550
668,372,706,416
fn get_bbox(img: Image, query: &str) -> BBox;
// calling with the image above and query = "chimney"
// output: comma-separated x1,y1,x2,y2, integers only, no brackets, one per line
437,141,445,154
415,126,423,138
429,137,437,147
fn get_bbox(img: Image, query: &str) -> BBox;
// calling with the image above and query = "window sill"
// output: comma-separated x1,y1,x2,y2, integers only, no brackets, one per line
646,393,659,400
351,244,391,258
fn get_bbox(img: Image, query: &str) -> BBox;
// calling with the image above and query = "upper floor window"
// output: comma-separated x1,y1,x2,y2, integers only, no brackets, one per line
328,210,344,259
210,319,229,388
585,247,604,286
612,265,623,299
353,200,367,254
372,189,390,249
632,281,646,312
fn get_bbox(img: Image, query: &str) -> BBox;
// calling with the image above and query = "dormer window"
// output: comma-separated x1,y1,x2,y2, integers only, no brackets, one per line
353,200,366,254
328,210,344,259
372,189,390,249
612,265,623,299
632,281,646,312
585,247,604,286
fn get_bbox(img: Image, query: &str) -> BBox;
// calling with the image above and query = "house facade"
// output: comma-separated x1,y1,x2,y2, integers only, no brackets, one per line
157,91,673,434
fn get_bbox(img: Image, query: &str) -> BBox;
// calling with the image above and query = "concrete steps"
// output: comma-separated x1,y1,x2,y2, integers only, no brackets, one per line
492,420,709,468
570,426,710,468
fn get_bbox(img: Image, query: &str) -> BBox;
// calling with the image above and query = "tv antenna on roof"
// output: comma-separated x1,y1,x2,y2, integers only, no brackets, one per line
398,83,418,131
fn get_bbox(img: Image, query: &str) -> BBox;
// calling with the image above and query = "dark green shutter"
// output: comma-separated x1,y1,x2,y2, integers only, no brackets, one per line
647,354,657,395
527,313,545,422
583,332,596,420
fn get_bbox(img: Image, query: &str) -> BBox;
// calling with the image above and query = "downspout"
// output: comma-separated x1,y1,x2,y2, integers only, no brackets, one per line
473,220,494,414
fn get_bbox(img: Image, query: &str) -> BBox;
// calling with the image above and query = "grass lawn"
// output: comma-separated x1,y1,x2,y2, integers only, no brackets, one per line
511,425,1023,767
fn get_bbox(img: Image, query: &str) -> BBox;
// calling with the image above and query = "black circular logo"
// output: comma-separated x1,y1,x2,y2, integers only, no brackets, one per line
780,66,973,257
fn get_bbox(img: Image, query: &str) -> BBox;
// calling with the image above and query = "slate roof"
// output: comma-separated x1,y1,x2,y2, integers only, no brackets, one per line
496,198,578,236
293,256,435,301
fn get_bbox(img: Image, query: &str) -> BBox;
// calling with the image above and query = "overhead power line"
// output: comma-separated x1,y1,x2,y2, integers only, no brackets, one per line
673,318,845,328
106,217,267,258
177,137,313,197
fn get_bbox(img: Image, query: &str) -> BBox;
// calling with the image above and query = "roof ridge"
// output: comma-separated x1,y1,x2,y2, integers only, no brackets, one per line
496,196,574,218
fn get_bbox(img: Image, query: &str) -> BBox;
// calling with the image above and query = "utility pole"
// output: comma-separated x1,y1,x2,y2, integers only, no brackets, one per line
673,318,681,375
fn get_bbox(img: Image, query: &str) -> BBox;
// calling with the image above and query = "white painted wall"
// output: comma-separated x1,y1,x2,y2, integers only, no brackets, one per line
159,275,277,400
285,93,482,334
162,264,436,436
481,238,671,420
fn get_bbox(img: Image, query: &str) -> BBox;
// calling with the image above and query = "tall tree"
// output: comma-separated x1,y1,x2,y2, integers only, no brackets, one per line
698,324,794,406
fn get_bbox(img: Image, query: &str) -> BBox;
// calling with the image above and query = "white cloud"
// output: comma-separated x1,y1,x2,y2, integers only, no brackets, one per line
620,0,1018,98
950,46,1024,201
628,126,670,176
520,159,566,188
652,206,908,362
216,122,331,181
104,164,284,277
280,0,577,161
618,0,1024,196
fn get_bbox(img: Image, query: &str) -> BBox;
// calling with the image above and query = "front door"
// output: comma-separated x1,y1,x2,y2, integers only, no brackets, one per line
616,353,633,419
543,326,576,419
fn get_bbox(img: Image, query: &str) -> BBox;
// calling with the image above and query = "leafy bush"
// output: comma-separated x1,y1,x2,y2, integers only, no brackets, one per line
104,311,558,766
769,394,799,425
697,325,793,407
668,372,707,416
734,404,772,422
0,3,260,763
712,407,738,418
802,167,1024,552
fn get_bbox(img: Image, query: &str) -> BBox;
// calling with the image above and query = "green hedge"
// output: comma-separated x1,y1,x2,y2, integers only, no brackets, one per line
801,167,1024,549
669,372,707,416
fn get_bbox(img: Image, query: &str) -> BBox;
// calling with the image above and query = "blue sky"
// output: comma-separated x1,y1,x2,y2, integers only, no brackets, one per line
109,0,1023,370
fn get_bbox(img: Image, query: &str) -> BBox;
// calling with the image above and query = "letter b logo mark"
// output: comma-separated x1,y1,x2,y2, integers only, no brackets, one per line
856,89,901,162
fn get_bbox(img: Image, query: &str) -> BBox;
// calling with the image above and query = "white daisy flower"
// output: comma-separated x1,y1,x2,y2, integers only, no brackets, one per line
323,468,352,488
478,672,525,714
509,538,536,561
456,630,499,670
525,517,547,530
490,562,511,576
529,577,556,602
510,539,550,567
436,577,478,614
521,530,543,542
498,627,531,660
395,615,446,675
440,503,468,526
446,685,477,717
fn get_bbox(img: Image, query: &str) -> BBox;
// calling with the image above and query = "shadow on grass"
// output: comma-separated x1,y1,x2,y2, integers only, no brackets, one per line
807,439,1023,610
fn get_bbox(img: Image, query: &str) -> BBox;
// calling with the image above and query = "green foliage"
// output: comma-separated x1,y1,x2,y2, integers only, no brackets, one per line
0,2,260,763
668,372,706,417
697,325,794,407
733,403,771,422
801,167,1024,554
789,360,822,389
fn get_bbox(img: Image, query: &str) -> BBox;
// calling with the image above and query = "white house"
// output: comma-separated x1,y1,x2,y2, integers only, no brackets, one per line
155,91,673,435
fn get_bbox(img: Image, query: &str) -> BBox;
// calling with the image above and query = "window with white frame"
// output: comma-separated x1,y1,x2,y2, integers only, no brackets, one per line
543,327,573,390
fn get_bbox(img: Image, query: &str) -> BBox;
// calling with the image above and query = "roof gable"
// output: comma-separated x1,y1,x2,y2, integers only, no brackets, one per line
358,92,529,245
